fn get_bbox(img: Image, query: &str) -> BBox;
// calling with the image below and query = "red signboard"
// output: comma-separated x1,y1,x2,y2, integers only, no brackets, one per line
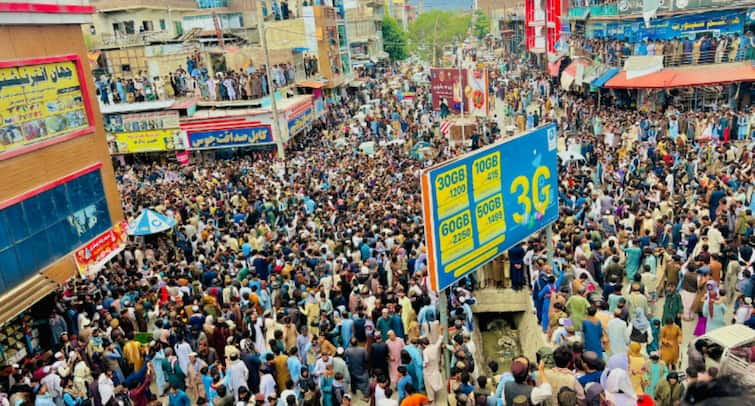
74,220,128,278
430,68,468,114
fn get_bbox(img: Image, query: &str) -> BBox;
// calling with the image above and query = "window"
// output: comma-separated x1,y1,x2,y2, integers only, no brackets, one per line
112,22,122,35
89,25,96,35
121,64,131,72
0,170,111,292
142,20,154,32
174,21,183,35
124,21,135,34
159,19,166,30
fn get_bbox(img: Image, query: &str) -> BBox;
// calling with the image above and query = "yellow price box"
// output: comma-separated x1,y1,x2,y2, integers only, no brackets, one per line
474,193,507,244
434,165,470,219
472,151,502,201
438,210,474,264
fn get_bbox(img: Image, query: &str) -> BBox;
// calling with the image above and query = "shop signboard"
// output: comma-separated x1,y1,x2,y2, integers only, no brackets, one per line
288,107,315,135
421,124,559,292
187,125,273,150
111,129,184,154
0,55,94,159
74,220,128,278
103,110,180,133
599,10,744,41
430,68,467,114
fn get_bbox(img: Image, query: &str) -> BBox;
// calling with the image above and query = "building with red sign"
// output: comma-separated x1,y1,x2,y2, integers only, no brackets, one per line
0,1,124,337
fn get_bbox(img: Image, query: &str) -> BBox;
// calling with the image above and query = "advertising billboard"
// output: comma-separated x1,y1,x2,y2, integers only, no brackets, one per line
421,124,560,292
430,68,467,114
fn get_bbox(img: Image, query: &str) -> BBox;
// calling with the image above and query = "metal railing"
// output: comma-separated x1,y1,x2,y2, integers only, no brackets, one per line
93,31,175,48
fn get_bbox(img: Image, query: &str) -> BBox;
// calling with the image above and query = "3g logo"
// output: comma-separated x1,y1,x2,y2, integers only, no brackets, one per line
509,166,552,224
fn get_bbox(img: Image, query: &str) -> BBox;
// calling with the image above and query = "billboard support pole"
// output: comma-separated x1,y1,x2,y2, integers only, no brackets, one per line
546,224,554,266
439,292,451,379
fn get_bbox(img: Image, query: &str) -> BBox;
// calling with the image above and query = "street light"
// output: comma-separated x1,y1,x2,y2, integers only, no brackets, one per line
257,1,285,159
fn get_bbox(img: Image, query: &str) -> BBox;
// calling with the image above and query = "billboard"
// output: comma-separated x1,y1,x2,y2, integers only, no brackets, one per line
0,55,94,158
111,129,184,154
597,10,745,42
421,124,559,292
431,68,467,114
74,220,128,278
187,125,273,150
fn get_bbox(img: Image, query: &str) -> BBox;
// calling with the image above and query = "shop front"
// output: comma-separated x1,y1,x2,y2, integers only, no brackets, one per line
183,118,277,160
589,9,747,42
286,102,315,139
105,110,185,155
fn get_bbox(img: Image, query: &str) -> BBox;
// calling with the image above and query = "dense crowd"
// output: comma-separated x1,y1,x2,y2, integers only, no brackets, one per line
4,37,755,406
566,32,755,67
95,52,318,105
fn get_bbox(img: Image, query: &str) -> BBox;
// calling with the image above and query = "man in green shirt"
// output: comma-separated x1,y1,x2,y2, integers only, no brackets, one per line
565,288,590,332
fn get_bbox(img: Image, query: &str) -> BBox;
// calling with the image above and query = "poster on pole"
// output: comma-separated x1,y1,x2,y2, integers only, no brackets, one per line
466,68,488,117
421,124,560,292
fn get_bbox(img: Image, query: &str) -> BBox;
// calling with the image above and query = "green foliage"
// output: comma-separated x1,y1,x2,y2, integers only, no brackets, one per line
473,10,490,40
382,16,408,61
407,10,471,65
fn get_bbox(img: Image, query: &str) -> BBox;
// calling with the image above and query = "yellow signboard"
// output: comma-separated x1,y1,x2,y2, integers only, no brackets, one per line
112,129,182,154
0,57,91,156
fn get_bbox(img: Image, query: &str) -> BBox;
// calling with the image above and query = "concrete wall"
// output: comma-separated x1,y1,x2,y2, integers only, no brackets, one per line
265,18,308,51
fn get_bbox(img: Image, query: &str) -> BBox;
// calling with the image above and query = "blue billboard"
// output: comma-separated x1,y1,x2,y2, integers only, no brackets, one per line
421,125,559,292
187,126,273,150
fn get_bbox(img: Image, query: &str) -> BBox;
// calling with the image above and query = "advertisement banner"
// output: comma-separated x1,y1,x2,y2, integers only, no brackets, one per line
314,98,325,118
0,57,92,156
74,220,128,278
176,151,190,165
467,68,488,118
111,129,184,154
430,68,467,114
104,110,180,134
421,124,559,292
602,10,745,41
188,125,273,150
288,107,315,135
620,0,751,15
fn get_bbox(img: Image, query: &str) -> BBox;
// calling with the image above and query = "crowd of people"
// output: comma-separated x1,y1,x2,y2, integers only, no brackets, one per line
5,33,755,406
566,32,755,67
96,52,317,105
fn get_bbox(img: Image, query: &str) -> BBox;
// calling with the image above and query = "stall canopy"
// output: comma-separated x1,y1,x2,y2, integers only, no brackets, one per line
605,62,755,89
591,67,620,88
548,57,565,77
561,59,592,89
127,209,177,236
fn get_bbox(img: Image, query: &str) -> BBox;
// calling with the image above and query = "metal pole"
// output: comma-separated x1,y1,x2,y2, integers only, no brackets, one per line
439,291,451,379
258,2,285,159
546,224,554,265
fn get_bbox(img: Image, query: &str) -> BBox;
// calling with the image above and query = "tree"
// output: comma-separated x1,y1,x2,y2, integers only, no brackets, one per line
408,10,471,66
382,16,408,61
473,10,490,40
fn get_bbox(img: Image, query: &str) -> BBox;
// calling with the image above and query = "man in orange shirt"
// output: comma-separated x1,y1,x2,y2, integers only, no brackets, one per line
399,384,429,406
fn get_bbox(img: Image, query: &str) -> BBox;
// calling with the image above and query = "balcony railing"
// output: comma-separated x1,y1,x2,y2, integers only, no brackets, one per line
567,3,618,18
92,31,175,48
91,0,198,9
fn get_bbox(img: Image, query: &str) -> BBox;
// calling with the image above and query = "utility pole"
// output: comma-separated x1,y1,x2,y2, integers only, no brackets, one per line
257,1,285,159
431,14,440,66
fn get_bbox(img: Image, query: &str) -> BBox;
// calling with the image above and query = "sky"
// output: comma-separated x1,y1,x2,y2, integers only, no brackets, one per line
407,0,475,11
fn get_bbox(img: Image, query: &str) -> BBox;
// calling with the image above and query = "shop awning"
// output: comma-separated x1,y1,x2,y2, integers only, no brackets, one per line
624,55,664,80
548,57,565,77
561,59,592,88
296,80,326,89
591,67,620,88
605,62,755,89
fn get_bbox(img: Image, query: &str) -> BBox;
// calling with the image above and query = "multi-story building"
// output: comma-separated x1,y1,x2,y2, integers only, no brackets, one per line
303,4,350,86
345,0,387,67
0,0,124,345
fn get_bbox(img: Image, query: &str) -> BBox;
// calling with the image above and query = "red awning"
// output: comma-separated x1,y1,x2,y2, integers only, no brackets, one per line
605,62,755,89
547,58,564,77
563,59,591,78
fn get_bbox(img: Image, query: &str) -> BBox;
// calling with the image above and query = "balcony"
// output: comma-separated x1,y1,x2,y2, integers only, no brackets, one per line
91,31,175,49
91,0,199,11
